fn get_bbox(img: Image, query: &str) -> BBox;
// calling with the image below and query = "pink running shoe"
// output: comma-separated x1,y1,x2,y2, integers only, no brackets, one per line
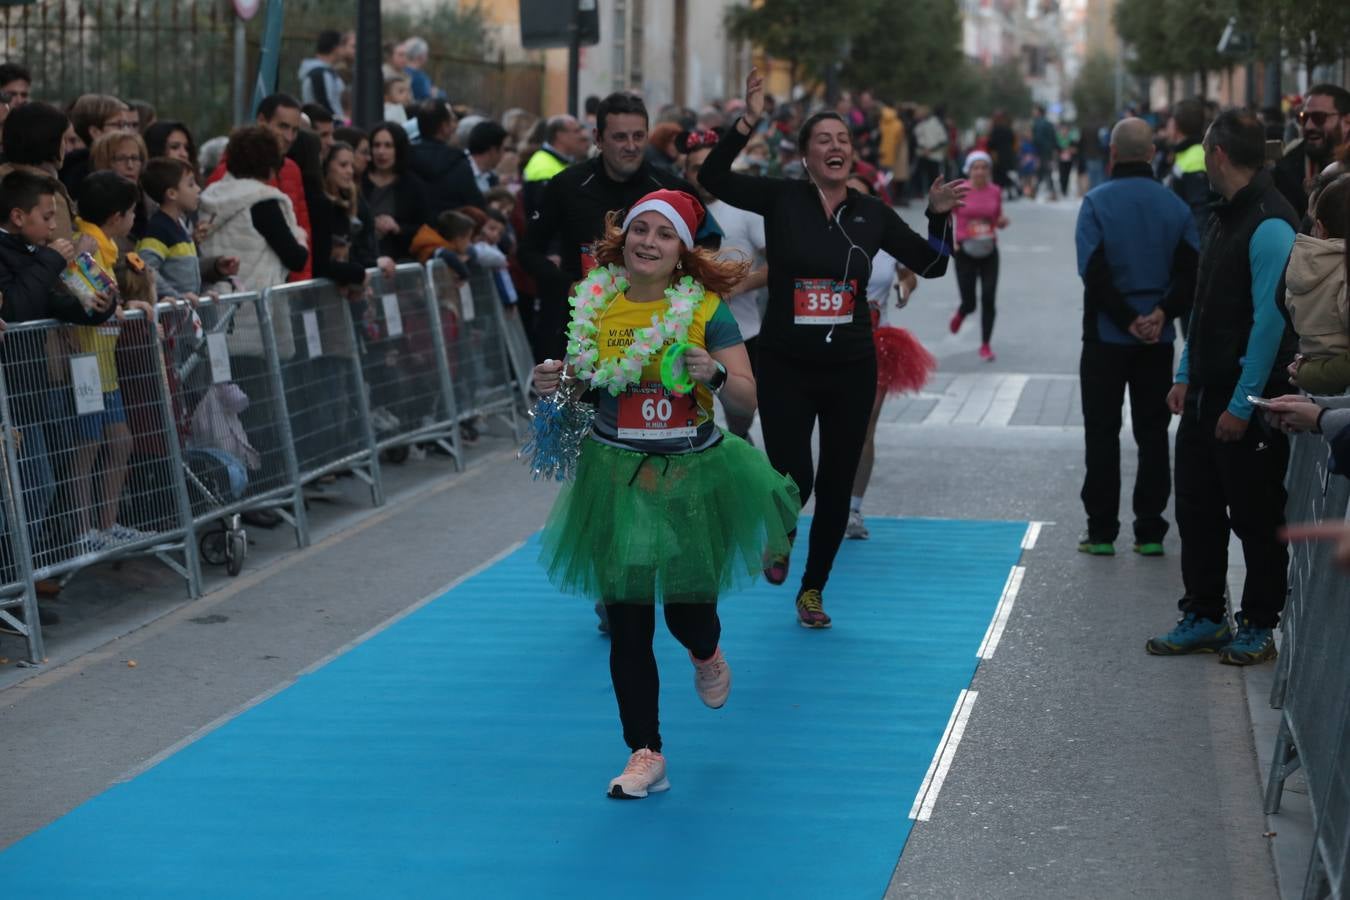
608,748,670,800
979,343,996,362
691,646,732,708
949,310,966,334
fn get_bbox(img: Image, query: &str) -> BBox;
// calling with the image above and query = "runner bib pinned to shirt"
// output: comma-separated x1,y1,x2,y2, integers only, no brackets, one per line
616,382,698,440
793,277,857,325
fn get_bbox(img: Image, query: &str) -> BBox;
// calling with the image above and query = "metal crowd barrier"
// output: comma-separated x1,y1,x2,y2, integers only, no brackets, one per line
1264,430,1350,899
426,259,520,436
0,262,527,665
263,279,383,511
364,264,462,467
159,293,307,566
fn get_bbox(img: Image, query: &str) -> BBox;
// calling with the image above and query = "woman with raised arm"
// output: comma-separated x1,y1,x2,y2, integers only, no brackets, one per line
698,69,968,629
530,189,799,801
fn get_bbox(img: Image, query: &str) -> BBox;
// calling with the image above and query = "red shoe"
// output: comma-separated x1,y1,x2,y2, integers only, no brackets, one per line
949,310,966,334
763,553,790,585
979,343,995,362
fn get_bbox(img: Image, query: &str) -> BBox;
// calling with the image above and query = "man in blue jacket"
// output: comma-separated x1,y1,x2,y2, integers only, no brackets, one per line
1148,109,1299,666
1075,117,1199,559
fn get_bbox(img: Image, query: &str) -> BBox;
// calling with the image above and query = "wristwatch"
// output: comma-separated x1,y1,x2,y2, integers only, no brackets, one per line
709,361,728,393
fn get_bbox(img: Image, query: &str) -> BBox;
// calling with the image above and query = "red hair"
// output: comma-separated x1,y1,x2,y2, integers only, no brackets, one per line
591,209,749,297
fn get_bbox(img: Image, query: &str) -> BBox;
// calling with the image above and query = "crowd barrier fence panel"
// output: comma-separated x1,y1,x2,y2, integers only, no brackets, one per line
1270,433,1330,708
364,265,462,468
262,280,383,511
500,300,537,412
426,260,520,437
159,294,309,566
1263,432,1350,898
0,395,44,663
0,310,201,648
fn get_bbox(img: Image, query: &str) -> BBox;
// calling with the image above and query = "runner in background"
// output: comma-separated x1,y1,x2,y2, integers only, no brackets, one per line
842,173,934,539
949,150,1008,362
519,93,707,365
700,69,966,629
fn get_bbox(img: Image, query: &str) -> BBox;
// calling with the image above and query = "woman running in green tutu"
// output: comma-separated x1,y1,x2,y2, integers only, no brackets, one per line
531,189,800,800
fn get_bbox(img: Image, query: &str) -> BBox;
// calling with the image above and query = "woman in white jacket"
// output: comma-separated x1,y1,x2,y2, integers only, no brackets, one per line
198,126,309,495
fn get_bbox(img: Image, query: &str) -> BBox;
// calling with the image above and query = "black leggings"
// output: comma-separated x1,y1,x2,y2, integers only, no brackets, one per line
757,346,876,592
607,602,721,753
955,249,1000,344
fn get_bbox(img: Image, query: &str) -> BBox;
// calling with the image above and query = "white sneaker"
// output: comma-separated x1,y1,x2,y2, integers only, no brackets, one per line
691,646,732,709
76,530,109,555
105,523,153,545
607,748,670,799
846,509,870,540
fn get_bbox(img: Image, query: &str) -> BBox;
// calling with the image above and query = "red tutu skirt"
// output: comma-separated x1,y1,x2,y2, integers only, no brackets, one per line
872,316,937,395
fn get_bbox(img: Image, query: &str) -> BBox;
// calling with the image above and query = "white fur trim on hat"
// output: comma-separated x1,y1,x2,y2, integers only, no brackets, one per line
963,150,993,175
622,199,694,249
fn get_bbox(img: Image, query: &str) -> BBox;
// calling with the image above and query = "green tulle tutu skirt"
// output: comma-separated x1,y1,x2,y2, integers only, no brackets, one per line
539,432,801,604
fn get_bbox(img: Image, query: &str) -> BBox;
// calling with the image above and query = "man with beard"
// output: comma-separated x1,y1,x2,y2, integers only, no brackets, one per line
1274,84,1350,219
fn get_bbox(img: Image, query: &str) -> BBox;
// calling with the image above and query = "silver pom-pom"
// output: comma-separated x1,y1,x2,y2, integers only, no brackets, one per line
519,388,595,481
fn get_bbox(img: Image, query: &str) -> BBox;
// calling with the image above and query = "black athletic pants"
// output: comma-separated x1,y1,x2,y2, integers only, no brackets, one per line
757,346,876,592
606,603,721,753
1079,342,1174,544
1175,386,1289,628
955,249,999,344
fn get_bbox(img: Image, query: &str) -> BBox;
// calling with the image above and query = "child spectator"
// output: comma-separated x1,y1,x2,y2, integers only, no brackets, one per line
477,206,519,309
1287,175,1350,394
0,171,115,602
383,76,411,124
136,157,204,299
71,170,150,552
411,208,474,278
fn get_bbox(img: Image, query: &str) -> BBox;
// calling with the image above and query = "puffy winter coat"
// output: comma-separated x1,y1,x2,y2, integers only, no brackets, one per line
199,174,307,358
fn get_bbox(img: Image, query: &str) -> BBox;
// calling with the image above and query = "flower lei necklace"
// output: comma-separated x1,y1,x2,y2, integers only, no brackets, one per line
564,263,706,396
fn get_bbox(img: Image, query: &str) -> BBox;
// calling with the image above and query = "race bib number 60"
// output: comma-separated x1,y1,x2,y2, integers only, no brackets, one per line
793,278,856,325
617,382,698,440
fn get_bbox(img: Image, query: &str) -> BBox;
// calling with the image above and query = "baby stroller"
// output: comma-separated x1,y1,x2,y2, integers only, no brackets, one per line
183,446,248,576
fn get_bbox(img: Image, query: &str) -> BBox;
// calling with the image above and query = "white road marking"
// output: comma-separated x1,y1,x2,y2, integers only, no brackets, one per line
909,689,979,822
1021,521,1044,550
976,566,1025,660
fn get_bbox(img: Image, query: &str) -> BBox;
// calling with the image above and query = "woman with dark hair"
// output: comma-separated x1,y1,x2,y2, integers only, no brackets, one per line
360,121,429,261
0,102,81,243
698,69,967,629
531,189,798,800
144,120,197,170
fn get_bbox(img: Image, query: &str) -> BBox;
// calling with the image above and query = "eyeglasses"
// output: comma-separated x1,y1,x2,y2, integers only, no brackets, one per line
112,154,144,165
1299,110,1338,127
106,119,140,130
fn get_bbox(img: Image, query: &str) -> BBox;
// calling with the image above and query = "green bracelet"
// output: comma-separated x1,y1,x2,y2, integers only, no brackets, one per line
660,342,696,394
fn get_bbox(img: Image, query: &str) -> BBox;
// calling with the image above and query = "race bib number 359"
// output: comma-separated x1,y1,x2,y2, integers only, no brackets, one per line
793,278,857,325
617,382,698,440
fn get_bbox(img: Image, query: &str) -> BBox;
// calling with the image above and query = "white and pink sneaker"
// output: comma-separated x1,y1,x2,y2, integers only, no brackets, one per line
691,646,732,709
608,748,670,800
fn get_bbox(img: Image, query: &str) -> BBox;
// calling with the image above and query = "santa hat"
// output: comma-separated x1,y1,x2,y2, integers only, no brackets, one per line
963,150,992,175
621,189,705,250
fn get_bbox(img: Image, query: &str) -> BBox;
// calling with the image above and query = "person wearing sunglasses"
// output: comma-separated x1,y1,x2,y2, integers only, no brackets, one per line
1273,84,1350,220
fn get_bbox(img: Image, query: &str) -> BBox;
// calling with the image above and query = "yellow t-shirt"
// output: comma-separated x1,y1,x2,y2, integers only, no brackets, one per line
588,289,743,454
73,219,121,392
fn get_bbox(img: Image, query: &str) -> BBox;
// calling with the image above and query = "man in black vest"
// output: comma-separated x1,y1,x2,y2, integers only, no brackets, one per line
1146,110,1298,666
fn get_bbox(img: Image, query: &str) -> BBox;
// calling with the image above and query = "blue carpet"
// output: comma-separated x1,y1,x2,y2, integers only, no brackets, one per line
3,516,1025,899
